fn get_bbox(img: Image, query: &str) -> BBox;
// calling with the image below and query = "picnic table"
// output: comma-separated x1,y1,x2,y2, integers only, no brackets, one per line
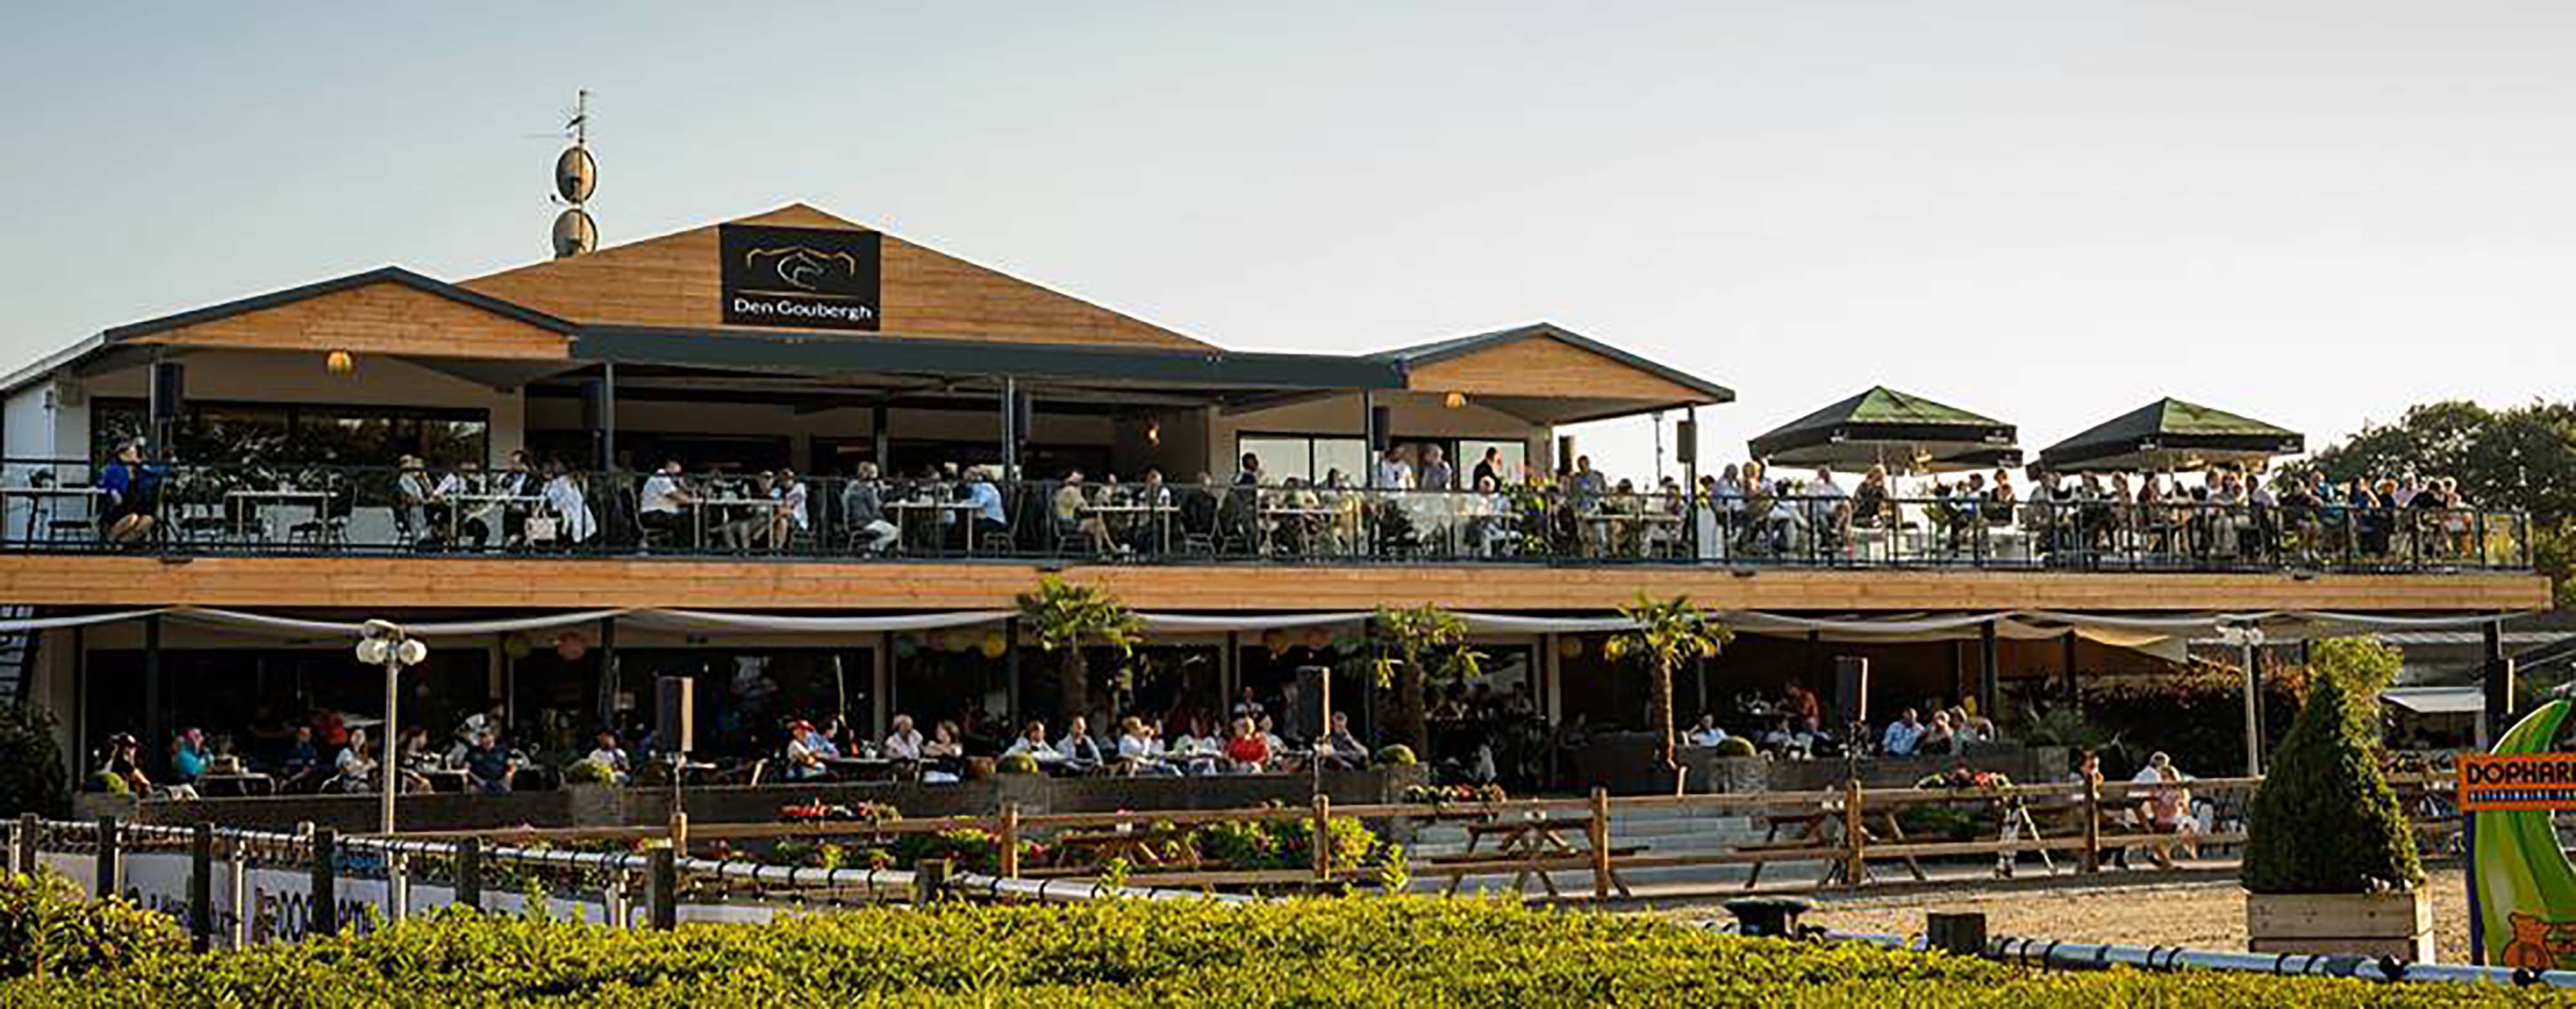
1045,825,1198,873
1430,814,1642,898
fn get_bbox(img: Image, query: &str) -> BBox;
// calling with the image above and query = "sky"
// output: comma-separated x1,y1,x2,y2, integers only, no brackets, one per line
3,1,2571,481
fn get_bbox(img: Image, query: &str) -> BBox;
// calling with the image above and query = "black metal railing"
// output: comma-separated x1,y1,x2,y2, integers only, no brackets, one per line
0,459,2534,573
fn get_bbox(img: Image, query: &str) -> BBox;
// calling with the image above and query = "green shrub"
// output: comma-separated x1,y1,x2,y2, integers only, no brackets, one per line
0,871,184,981
0,706,69,818
0,898,2551,1006
996,753,1041,775
2243,635,2423,894
1712,736,1757,758
560,758,616,786
88,772,128,797
1371,744,1416,766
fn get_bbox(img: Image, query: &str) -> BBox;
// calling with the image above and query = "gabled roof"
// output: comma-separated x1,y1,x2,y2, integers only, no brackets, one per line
1367,322,1734,403
2038,398,2304,472
99,266,577,343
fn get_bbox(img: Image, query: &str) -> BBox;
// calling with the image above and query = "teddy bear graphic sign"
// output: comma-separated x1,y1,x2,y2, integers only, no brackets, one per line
2460,705,2576,968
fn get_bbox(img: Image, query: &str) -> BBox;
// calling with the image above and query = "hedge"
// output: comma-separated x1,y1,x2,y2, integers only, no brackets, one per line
1,898,2562,1007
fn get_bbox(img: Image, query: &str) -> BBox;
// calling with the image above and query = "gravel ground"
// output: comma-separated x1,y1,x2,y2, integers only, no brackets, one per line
1766,878,2476,964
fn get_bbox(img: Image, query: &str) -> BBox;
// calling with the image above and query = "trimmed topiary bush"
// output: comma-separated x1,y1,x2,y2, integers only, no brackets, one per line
0,871,184,980
1371,744,1416,767
1713,736,1758,758
995,753,1041,775
2242,636,2423,894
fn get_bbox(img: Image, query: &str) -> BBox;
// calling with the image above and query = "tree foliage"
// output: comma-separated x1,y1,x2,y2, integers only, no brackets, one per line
0,704,70,820
1367,604,1482,755
2297,399,2576,600
2242,635,2423,895
1015,577,1143,724
1605,594,1731,793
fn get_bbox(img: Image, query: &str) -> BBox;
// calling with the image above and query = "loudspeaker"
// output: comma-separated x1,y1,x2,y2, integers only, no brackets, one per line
1676,418,1698,465
148,361,185,421
1012,391,1034,443
1368,406,1392,451
1556,435,1576,474
1298,664,1333,741
655,677,695,755
1833,656,1870,729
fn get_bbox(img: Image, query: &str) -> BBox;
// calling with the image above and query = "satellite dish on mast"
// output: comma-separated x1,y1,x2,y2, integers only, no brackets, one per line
549,89,598,258
555,146,596,204
552,207,598,258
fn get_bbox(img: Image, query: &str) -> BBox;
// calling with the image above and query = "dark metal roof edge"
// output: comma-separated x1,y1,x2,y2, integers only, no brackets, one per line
1748,420,2019,460
1372,322,1735,403
571,325,1407,390
99,267,578,343
2036,430,2309,468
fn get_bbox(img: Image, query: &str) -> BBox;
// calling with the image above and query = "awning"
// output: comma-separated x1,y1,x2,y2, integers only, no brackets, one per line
2382,686,2484,716
573,325,1406,392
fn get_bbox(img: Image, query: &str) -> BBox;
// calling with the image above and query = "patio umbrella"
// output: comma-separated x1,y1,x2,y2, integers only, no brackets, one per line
2036,398,2303,473
1747,387,2020,474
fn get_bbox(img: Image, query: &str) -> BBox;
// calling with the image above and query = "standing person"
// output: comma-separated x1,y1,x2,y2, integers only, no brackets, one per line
2132,751,2201,868
1472,447,1504,489
1373,448,1413,491
1419,445,1456,491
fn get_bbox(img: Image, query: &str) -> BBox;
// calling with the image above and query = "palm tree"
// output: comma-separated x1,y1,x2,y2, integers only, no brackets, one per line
1016,576,1144,725
1605,593,1732,794
1367,603,1482,756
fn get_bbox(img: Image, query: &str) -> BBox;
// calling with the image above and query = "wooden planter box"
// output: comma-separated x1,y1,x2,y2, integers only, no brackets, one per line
2245,889,2434,961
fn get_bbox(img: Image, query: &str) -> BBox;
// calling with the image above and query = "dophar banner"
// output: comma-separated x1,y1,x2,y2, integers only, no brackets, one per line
2463,700,2576,968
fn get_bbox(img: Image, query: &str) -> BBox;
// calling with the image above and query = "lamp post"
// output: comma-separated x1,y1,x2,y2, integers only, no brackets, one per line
2219,622,2267,777
357,620,428,836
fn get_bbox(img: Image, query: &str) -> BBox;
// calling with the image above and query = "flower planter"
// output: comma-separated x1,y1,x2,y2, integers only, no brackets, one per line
2244,889,2434,961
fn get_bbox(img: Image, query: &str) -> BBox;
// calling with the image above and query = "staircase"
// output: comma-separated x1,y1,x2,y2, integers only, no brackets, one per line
0,606,37,707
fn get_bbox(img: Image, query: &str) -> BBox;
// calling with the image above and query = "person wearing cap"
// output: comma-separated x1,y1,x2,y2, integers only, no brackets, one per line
784,718,834,780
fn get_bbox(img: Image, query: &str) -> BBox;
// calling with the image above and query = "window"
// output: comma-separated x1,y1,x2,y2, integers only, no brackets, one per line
91,398,488,468
1233,434,1369,484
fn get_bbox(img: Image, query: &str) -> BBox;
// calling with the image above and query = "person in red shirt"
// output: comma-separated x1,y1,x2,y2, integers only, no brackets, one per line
1222,716,1270,773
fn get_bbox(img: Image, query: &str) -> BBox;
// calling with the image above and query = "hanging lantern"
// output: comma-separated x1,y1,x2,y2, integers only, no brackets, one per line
980,631,1009,660
1443,390,1468,409
325,349,355,376
1303,626,1332,651
555,631,589,662
500,633,531,661
945,630,977,654
1557,635,1586,660
1261,628,1291,654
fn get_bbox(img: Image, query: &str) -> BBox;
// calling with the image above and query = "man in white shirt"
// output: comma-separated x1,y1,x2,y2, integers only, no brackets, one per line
1003,720,1062,761
1685,714,1729,749
585,729,630,785
1418,445,1455,491
638,460,696,547
1373,448,1414,491
1057,715,1105,772
882,713,924,761
1881,708,1926,756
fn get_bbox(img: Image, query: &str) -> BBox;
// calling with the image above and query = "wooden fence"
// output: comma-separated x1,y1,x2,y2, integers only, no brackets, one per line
380,771,2463,899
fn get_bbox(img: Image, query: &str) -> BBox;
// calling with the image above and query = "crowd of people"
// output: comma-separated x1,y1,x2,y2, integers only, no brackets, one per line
90,705,545,800
768,695,1376,783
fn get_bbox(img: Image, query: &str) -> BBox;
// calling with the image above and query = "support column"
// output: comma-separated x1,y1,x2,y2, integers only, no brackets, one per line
2060,631,2078,702
873,631,893,740
596,617,618,731
1004,619,1023,727
2241,636,2263,777
1977,620,2000,720
1000,377,1020,483
2483,620,2512,748
871,404,891,472
1541,633,1564,725
1220,632,1241,713
598,361,618,472
1360,390,1378,490
143,615,165,775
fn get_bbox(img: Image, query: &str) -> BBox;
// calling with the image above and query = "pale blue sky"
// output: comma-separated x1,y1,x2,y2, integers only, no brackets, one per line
5,2,2571,479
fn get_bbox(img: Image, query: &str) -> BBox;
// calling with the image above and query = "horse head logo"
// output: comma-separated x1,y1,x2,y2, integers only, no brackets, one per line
744,246,858,293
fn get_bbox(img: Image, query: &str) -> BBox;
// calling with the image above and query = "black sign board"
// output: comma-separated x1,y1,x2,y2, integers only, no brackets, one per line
719,224,882,331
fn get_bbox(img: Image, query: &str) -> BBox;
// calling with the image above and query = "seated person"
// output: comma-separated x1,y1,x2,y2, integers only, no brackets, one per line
783,719,835,780
882,713,925,762
1004,720,1062,762
1222,716,1271,773
464,728,513,794
1056,715,1106,772
1115,716,1179,775
637,460,697,546
842,463,901,553
584,729,631,785
921,720,965,783
1684,714,1728,749
331,729,379,794
1052,472,1119,555
1319,711,1369,771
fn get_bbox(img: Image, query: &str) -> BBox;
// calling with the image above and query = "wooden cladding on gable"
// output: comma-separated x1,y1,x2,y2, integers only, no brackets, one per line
460,204,1209,351
126,281,570,361
1405,337,1710,403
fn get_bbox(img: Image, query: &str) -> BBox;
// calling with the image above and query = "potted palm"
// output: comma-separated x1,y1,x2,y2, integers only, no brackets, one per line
1604,593,1732,795
1367,604,1481,756
2241,636,2430,960
1016,576,1144,726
